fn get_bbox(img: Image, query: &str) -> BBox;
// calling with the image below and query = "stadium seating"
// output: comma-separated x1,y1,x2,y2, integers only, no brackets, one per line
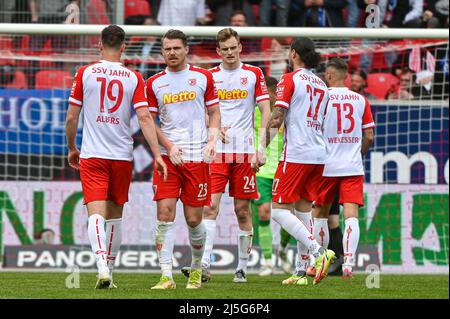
6,70,28,89
0,35,13,51
125,0,151,18
35,70,73,89
86,0,110,25
366,72,399,100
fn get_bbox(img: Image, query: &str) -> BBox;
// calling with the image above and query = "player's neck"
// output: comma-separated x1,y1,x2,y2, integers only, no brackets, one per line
221,60,241,71
330,81,346,88
101,52,122,63
167,63,188,73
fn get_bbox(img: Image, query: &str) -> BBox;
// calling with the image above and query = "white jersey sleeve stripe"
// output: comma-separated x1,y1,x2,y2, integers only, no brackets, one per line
133,101,148,109
149,107,159,113
362,122,375,129
256,94,270,102
68,97,82,106
206,98,220,106
275,101,289,109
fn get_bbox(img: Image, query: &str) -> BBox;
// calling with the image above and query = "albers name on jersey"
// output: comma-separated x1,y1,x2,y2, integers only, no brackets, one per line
96,115,120,125
217,89,248,100
163,91,197,105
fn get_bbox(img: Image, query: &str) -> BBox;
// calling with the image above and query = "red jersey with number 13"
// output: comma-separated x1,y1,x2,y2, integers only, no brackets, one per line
323,87,375,176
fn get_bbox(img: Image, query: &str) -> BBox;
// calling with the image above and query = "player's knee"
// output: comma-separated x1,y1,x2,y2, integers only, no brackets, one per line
235,205,250,223
157,205,175,221
185,215,202,227
203,204,219,219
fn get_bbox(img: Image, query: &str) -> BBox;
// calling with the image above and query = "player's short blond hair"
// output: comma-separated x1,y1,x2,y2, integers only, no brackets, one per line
216,28,240,47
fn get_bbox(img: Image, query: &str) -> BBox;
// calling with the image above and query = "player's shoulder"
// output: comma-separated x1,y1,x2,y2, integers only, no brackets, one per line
189,64,213,78
146,70,167,85
121,64,143,79
241,63,263,75
208,65,221,74
77,61,102,74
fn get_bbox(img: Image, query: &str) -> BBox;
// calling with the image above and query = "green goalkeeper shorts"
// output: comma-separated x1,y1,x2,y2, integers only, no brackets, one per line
253,176,274,205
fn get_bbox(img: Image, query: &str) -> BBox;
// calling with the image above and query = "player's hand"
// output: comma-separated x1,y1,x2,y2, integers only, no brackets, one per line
219,126,230,144
169,144,184,166
154,156,168,181
67,148,80,170
203,141,216,163
251,148,266,173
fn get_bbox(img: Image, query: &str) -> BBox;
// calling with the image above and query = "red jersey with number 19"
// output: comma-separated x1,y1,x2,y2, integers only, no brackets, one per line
274,68,328,164
322,87,375,176
68,60,148,161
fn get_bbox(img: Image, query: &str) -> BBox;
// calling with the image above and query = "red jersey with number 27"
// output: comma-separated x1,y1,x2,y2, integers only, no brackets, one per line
274,68,328,164
69,60,148,161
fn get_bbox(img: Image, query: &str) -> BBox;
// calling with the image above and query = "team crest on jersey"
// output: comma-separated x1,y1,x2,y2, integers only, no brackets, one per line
240,77,248,86
188,78,197,86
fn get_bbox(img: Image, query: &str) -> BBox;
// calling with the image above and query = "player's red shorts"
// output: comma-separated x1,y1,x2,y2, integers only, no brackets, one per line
153,155,210,207
315,175,365,207
210,153,258,199
272,162,324,204
79,158,133,205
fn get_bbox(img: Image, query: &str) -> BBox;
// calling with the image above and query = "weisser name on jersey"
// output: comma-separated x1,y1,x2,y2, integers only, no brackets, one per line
322,87,375,176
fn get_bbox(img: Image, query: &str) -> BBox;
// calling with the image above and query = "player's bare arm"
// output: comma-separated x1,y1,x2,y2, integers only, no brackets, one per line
255,99,271,167
137,108,168,180
264,106,287,148
65,104,82,170
361,128,375,156
151,113,184,165
204,104,221,162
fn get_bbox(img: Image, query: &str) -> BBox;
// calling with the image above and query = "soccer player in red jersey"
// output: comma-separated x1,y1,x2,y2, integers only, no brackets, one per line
259,37,336,286
66,25,166,289
146,29,221,289
313,58,375,278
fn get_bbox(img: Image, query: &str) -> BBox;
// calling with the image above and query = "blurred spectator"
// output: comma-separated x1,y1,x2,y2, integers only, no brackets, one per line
34,229,56,245
29,0,79,52
0,1,16,23
259,0,291,26
421,0,449,28
125,16,161,78
347,0,361,27
29,0,69,24
387,67,415,100
0,63,15,89
211,0,257,26
229,10,262,55
384,0,424,28
157,0,209,25
289,0,347,27
350,70,377,99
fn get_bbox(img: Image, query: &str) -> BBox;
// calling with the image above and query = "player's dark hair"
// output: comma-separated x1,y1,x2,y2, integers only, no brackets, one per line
162,29,188,47
327,58,348,74
101,25,125,49
265,76,278,89
291,37,321,69
216,28,240,47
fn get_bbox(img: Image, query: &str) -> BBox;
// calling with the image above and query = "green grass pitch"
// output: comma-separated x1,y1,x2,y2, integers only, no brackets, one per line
0,272,448,299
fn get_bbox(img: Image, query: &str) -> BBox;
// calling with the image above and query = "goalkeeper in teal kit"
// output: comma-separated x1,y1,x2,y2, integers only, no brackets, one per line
252,76,293,276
